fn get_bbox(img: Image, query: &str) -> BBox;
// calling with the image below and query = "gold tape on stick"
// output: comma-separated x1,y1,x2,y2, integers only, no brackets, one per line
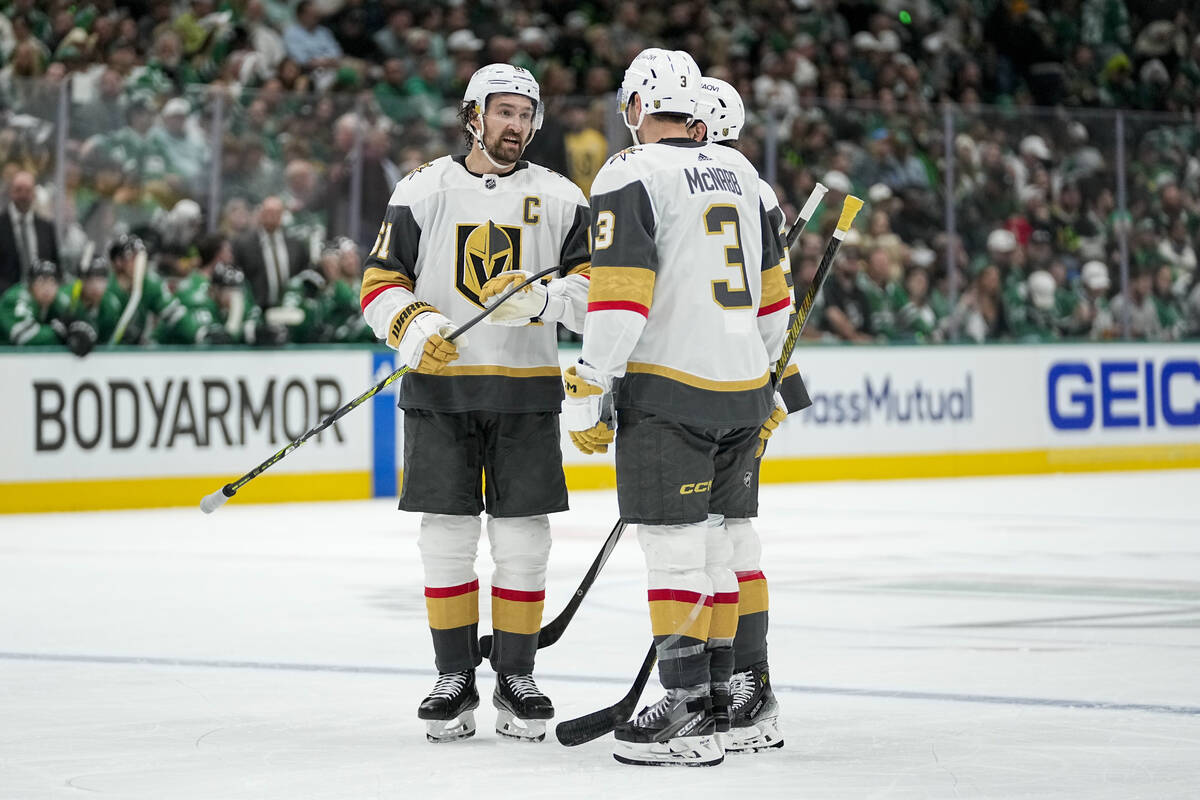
837,195,865,232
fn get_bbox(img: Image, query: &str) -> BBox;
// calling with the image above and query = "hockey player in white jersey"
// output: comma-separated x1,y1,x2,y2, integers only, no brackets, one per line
563,48,790,767
359,63,591,744
688,76,811,754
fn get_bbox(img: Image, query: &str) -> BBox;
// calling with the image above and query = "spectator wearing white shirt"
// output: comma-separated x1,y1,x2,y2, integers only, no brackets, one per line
283,1,343,69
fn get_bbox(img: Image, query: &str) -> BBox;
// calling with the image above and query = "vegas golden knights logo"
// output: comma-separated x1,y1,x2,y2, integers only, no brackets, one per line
455,220,523,307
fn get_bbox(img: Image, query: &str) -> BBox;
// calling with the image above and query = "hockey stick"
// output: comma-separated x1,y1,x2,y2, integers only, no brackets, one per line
555,195,866,747
479,519,627,659
110,246,147,344
556,641,656,746
775,193,865,383
199,265,562,513
784,182,828,249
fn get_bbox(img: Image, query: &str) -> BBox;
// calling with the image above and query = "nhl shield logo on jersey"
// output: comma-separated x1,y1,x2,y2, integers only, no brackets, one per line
455,220,524,307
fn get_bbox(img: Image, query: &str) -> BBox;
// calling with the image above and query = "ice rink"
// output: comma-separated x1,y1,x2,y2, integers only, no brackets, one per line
2,470,1199,799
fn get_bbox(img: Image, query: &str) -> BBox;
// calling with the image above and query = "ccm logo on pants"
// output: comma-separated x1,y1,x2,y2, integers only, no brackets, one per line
679,481,713,495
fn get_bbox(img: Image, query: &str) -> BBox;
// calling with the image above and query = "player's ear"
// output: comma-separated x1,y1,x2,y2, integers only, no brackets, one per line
625,92,641,124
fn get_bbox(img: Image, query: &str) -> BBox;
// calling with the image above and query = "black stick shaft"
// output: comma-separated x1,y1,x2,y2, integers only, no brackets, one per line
776,195,865,382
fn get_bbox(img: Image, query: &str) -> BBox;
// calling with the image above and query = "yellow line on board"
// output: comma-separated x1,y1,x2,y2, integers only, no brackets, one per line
0,471,371,514
4,443,1200,513
560,443,1200,490
755,443,1200,483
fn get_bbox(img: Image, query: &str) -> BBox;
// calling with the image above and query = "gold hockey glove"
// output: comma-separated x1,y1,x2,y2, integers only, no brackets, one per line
563,363,615,454
479,270,550,326
755,403,788,458
388,302,464,374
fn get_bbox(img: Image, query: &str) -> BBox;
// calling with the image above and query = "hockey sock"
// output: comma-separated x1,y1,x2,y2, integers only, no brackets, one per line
733,570,769,670
639,523,713,688
487,515,550,674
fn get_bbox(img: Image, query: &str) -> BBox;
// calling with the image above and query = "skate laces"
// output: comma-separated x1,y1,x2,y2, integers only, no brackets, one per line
502,673,543,699
429,670,469,699
633,693,674,725
730,669,755,710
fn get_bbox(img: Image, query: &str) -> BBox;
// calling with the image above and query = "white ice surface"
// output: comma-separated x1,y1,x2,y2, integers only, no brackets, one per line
2,471,1199,799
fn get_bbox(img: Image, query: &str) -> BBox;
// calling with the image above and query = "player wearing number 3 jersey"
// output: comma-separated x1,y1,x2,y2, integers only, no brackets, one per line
563,48,789,767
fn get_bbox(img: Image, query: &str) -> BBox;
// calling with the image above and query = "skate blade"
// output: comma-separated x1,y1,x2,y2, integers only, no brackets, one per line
724,714,783,753
613,735,724,767
495,709,546,742
425,710,476,743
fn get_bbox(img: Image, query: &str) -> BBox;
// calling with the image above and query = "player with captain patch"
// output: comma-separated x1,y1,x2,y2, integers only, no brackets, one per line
359,63,591,745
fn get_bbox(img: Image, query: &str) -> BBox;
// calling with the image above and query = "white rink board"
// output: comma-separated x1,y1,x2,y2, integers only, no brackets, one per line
0,350,372,482
781,342,1200,455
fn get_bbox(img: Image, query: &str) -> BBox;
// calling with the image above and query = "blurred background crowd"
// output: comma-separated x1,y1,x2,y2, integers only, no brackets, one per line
2,0,1200,351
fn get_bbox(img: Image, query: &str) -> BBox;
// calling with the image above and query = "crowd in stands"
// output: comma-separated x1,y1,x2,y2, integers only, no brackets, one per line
2,0,1200,350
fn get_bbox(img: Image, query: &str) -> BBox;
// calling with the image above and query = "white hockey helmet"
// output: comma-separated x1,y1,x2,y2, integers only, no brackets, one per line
618,48,700,142
463,63,544,136
693,76,745,142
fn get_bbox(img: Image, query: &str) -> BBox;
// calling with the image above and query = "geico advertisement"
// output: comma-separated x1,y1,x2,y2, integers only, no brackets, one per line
1043,345,1200,440
2,351,371,481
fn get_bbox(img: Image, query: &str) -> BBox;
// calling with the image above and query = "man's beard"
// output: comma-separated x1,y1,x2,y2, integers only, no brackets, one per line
484,129,525,163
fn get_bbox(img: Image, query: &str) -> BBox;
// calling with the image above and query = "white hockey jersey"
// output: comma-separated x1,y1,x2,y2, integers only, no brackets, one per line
581,139,790,427
360,155,591,413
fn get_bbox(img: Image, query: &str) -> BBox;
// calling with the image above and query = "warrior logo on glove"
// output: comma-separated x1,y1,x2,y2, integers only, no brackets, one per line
455,220,524,307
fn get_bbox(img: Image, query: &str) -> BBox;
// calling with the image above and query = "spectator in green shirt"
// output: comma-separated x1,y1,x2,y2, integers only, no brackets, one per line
65,255,122,352
894,265,943,343
1152,264,1187,341
0,259,70,346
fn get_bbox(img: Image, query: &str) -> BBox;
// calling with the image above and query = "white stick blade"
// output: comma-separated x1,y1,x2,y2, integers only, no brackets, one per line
200,488,231,514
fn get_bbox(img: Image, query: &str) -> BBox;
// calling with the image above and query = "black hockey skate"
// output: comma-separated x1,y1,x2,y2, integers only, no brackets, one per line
724,661,783,753
613,687,723,767
417,669,479,743
493,673,554,742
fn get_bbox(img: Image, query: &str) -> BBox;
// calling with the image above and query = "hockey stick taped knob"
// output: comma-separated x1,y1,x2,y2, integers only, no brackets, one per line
799,182,828,221
200,485,234,514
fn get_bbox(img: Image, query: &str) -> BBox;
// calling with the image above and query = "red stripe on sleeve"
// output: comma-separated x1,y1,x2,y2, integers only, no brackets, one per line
735,570,766,583
713,591,740,604
588,300,649,317
361,284,398,311
424,579,480,598
491,586,547,602
646,588,713,606
757,297,791,317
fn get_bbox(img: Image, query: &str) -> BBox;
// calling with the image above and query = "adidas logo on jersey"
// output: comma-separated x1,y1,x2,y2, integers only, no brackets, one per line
698,153,712,161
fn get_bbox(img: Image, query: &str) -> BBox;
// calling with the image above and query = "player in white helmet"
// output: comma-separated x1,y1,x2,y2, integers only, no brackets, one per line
687,75,810,754
565,49,791,767
359,62,591,744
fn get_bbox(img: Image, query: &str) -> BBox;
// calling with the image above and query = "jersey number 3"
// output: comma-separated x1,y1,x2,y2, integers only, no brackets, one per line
705,204,752,310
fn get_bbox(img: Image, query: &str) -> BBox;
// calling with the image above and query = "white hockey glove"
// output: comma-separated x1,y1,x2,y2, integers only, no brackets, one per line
388,301,466,374
562,361,615,454
755,392,788,458
479,270,550,326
